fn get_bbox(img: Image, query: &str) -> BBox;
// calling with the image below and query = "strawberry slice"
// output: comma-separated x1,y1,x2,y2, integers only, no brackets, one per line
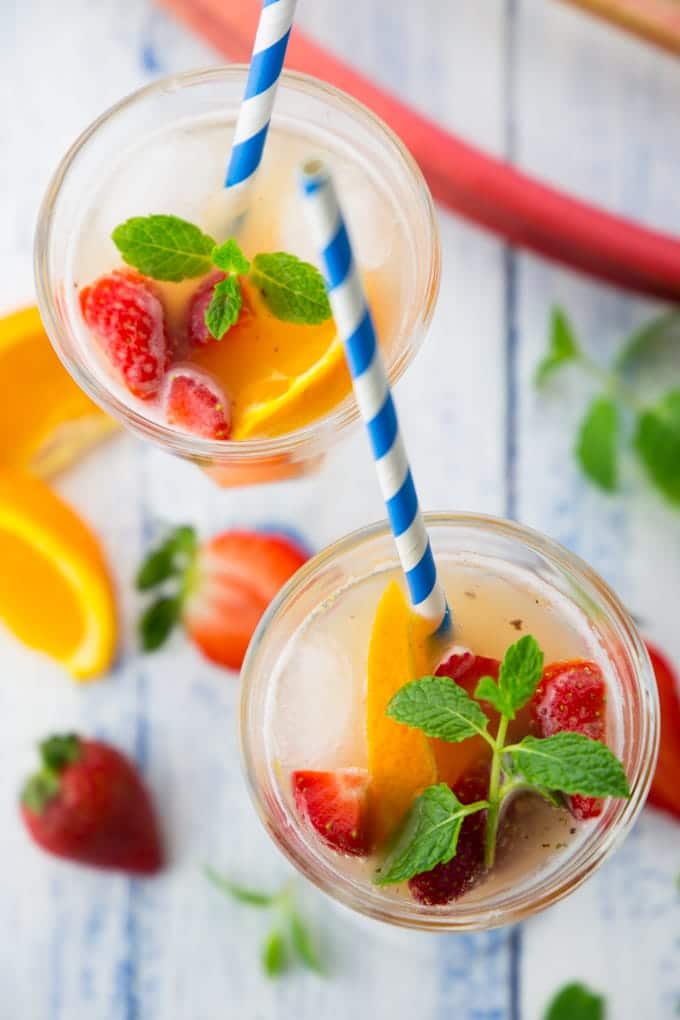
433,651,501,786
532,659,606,819
187,272,225,347
292,768,371,855
163,366,232,440
80,269,169,399
137,526,309,671
408,766,488,904
646,642,680,819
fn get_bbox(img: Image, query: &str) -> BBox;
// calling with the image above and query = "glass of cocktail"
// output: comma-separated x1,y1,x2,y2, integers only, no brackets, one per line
240,514,658,930
34,67,439,487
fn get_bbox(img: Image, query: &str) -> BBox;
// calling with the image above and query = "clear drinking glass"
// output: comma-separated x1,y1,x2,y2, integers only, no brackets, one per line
240,514,659,931
34,67,439,486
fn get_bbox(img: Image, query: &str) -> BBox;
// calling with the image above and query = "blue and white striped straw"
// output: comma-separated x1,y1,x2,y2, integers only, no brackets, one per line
299,160,450,634
225,0,297,204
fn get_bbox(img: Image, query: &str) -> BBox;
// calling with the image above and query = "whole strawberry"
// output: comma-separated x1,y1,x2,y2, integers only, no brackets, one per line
137,525,308,670
21,734,163,875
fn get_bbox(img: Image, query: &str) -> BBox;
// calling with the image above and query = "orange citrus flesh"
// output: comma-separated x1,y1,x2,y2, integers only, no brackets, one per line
173,275,391,440
0,470,116,680
366,582,438,846
0,307,116,477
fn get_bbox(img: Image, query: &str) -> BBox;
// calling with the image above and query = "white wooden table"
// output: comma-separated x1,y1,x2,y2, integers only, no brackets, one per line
2,2,680,1017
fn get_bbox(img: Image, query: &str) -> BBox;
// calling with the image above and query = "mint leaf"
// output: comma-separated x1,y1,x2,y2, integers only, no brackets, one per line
136,525,197,590
374,784,487,886
289,912,323,974
576,397,619,492
138,596,181,651
112,214,215,281
615,310,680,371
535,307,581,386
508,733,630,798
634,389,680,506
473,675,510,717
544,982,605,1020
212,238,250,275
205,276,242,340
262,928,287,978
476,635,544,720
204,867,277,907
386,676,490,743
251,252,332,325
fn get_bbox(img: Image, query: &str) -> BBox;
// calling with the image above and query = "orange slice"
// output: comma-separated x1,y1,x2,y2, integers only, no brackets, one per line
366,581,438,845
188,281,350,440
0,470,116,680
0,307,116,477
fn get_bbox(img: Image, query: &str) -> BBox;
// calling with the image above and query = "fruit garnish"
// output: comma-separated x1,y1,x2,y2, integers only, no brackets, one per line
163,365,231,440
0,469,116,680
645,642,680,819
188,272,228,347
408,766,488,905
375,635,629,890
292,768,371,855
191,281,346,440
21,733,163,874
366,582,438,845
532,659,606,819
79,269,169,399
432,651,501,787
137,526,307,670
206,870,323,978
0,306,116,477
110,216,331,340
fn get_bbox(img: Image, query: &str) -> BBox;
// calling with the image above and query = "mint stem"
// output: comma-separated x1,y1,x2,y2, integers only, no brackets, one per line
578,355,643,413
484,715,509,869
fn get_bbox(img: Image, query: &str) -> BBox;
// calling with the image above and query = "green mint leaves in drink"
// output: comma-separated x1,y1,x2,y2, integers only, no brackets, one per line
205,868,323,978
250,252,332,325
110,213,332,340
535,305,680,508
375,635,629,886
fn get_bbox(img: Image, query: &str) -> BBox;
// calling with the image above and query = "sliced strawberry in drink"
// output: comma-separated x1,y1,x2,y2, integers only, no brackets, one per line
163,365,232,440
433,651,501,787
408,766,488,905
80,269,169,399
532,659,607,819
292,768,371,856
187,272,225,348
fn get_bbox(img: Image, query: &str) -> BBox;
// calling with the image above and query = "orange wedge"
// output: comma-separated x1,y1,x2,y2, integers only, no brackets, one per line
0,470,116,680
0,306,116,477
366,581,438,845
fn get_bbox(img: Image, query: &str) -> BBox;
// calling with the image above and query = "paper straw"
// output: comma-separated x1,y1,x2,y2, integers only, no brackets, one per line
299,159,450,634
224,0,297,205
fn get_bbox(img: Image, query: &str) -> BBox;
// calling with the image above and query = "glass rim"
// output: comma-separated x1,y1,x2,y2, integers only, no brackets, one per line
34,65,440,462
240,512,660,931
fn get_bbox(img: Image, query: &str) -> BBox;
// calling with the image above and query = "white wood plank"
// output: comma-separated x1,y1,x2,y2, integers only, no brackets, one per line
511,3,680,1017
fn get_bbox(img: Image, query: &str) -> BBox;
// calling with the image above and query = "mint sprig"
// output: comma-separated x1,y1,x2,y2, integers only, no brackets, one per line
136,524,198,653
544,982,605,1020
376,635,629,884
536,305,680,508
206,869,323,978
110,213,332,341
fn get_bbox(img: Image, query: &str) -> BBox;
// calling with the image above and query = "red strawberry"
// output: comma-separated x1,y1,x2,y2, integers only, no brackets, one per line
408,766,488,905
645,642,680,819
138,526,308,670
433,650,501,786
163,366,232,440
80,270,169,399
187,272,225,348
21,734,163,875
292,768,371,855
532,659,606,819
